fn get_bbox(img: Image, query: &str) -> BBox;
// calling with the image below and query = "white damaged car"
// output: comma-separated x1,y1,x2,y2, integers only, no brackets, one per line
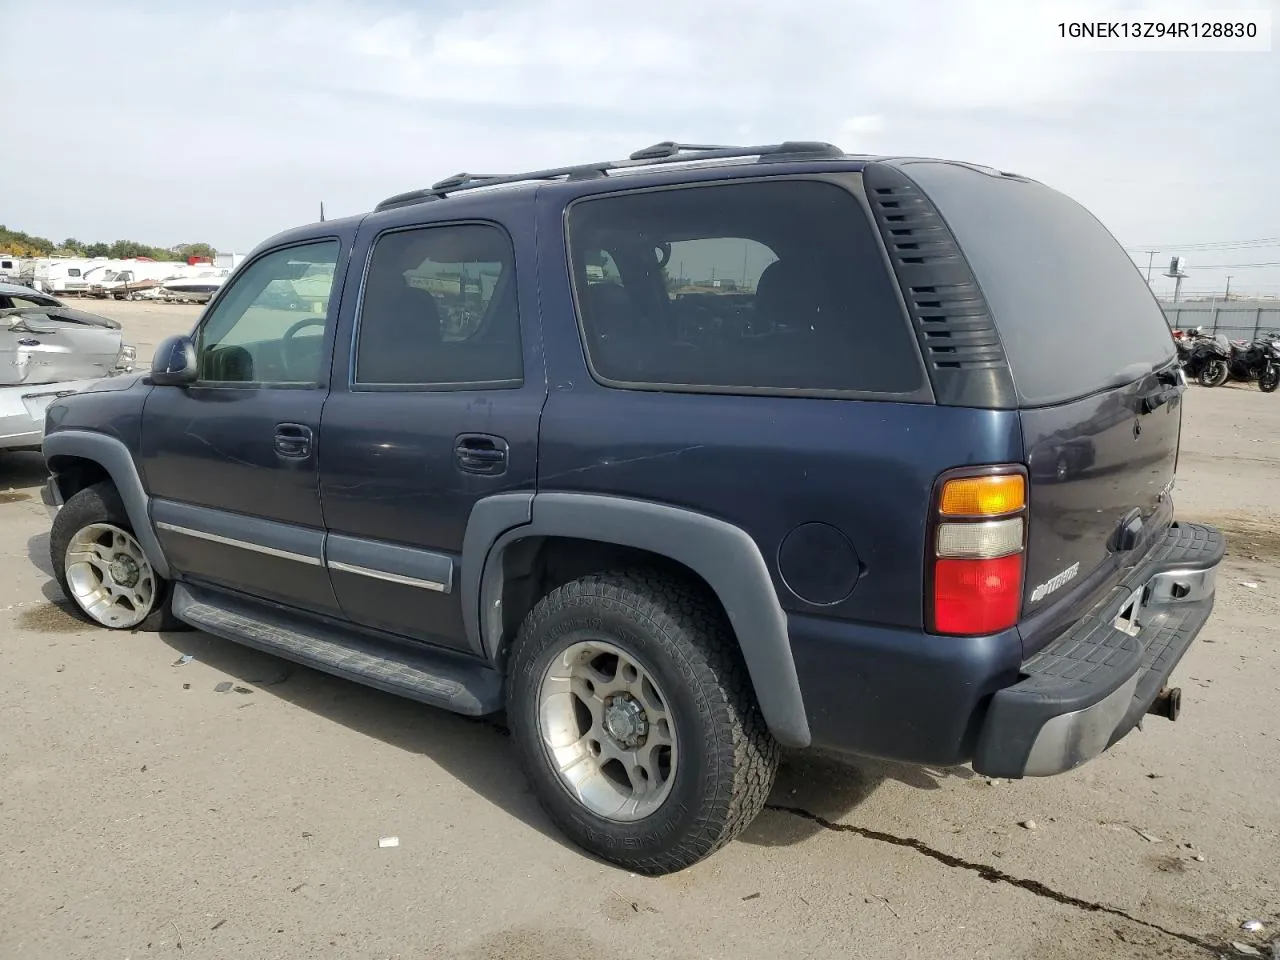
0,281,136,452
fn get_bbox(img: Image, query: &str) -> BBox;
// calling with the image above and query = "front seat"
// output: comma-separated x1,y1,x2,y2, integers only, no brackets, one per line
356,274,444,384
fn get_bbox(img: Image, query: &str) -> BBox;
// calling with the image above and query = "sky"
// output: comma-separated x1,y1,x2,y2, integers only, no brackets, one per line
3,0,1278,298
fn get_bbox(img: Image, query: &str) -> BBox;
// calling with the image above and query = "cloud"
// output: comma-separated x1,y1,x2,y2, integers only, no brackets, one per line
1,0,1276,294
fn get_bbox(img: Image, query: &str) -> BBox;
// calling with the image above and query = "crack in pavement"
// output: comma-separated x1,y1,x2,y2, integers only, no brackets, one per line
765,804,1220,955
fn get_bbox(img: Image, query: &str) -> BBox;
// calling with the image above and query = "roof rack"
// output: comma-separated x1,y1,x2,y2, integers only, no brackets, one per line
373,140,846,212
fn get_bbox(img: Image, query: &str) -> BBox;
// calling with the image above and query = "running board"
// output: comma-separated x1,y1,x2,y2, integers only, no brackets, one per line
171,584,503,715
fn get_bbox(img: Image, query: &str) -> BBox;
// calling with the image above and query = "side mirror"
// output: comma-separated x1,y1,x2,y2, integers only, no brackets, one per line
149,334,198,386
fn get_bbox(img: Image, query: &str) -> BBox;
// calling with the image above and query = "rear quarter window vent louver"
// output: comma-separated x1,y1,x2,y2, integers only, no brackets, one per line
864,164,1017,408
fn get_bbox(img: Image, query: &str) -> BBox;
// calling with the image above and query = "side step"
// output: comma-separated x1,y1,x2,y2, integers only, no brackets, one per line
171,584,503,715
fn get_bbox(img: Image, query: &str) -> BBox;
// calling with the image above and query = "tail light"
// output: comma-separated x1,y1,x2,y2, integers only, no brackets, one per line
928,468,1027,636
114,344,137,374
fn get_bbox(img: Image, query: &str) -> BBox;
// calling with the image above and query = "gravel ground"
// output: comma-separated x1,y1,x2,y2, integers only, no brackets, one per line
1,301,1277,959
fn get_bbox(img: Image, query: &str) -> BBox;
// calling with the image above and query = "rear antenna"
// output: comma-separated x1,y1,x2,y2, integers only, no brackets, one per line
319,201,326,222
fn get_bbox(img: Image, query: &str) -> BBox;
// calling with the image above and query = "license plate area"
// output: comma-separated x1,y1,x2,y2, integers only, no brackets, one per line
1113,586,1145,637
21,388,76,422
21,392,57,421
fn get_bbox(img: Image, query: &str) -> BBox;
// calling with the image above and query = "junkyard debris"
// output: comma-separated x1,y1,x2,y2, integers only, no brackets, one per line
378,836,399,848
173,655,194,666
1241,920,1265,932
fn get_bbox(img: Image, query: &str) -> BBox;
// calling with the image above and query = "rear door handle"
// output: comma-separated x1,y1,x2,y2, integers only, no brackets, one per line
275,422,313,459
454,433,508,475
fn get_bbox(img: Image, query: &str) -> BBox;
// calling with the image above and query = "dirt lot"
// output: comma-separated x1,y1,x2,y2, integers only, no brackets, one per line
1,301,1277,959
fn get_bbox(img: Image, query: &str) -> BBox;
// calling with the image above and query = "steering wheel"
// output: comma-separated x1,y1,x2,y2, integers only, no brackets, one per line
280,316,326,381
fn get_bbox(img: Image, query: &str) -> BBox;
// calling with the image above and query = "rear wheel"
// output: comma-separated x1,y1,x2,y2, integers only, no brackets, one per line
50,482,184,631
507,570,779,874
1199,360,1229,387
1260,364,1279,393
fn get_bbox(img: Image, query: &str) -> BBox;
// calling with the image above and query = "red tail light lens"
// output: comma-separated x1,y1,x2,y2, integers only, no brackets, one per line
933,555,1023,635
929,466,1028,636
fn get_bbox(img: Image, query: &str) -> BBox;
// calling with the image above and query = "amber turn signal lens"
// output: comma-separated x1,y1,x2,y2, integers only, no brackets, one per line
939,474,1025,517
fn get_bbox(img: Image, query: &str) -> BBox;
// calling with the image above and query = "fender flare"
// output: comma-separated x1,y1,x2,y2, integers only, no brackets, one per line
461,492,811,748
43,429,171,579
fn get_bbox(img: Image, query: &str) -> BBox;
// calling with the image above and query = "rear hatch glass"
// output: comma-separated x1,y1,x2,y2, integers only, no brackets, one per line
901,161,1181,632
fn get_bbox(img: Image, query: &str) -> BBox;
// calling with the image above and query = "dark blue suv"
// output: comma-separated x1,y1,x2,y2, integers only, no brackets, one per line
39,141,1224,874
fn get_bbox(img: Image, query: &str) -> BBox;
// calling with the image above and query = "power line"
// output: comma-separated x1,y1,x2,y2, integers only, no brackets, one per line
1124,236,1280,252
1153,260,1280,269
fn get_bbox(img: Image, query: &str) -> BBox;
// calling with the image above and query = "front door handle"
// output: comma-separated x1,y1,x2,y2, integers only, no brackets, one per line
454,433,508,475
275,422,313,459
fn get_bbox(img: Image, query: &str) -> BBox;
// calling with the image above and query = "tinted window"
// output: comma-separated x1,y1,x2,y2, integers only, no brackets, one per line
568,179,922,395
196,240,339,385
355,223,522,387
903,162,1176,406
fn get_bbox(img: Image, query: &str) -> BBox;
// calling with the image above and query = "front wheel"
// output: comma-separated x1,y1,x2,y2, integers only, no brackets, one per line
50,482,184,631
507,571,779,875
1261,364,1280,393
1199,360,1229,387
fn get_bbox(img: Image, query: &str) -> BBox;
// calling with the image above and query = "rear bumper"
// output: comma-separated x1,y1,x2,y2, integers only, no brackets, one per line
787,521,1223,774
0,379,104,451
972,522,1224,778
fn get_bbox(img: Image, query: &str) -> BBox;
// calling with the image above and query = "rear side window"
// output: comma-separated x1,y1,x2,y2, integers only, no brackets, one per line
902,162,1176,406
567,179,923,396
354,223,523,388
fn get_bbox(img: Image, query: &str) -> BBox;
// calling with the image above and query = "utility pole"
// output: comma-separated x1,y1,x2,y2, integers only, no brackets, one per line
1224,275,1232,301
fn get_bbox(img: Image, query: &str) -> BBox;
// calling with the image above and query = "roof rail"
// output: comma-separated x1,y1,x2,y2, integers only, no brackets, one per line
373,140,846,212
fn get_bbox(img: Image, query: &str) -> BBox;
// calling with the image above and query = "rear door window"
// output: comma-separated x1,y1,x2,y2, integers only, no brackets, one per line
353,223,523,388
567,179,924,396
901,162,1176,406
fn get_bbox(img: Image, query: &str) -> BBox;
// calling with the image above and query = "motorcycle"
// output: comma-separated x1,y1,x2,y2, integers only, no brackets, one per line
1178,331,1232,387
1224,334,1280,392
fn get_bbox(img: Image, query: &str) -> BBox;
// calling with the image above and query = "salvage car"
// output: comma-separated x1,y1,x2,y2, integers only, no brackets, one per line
0,282,136,451
38,142,1223,875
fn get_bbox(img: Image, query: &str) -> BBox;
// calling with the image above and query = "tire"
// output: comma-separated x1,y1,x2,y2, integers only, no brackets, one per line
507,570,779,875
1199,360,1229,387
1260,364,1280,393
50,481,185,632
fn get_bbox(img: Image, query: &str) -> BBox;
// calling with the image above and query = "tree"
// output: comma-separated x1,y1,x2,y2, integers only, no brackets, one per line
172,242,218,261
1,224,216,262
0,224,55,257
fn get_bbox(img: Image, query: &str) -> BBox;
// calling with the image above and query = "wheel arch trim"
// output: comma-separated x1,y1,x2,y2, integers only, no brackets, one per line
462,491,811,748
43,429,171,579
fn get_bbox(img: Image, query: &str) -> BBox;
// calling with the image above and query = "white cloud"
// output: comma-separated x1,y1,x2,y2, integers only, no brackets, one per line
1,0,1276,294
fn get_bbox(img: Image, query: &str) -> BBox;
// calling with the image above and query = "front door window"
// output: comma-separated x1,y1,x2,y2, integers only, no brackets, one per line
196,241,339,386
